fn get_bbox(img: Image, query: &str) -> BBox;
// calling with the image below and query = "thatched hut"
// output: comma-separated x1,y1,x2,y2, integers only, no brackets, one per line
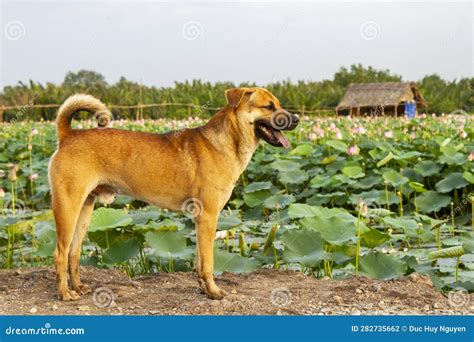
336,82,427,116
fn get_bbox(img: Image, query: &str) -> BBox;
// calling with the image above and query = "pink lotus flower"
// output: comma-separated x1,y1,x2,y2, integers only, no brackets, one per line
460,131,468,139
308,132,317,141
77,124,83,129
29,173,39,181
335,131,343,140
354,126,366,135
384,131,393,138
468,152,474,162
410,132,416,140
312,126,325,138
347,145,360,156
31,128,39,135
0,188,4,198
215,231,227,240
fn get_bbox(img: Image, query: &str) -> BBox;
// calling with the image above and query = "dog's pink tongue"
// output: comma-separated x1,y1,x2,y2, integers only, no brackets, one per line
274,130,290,149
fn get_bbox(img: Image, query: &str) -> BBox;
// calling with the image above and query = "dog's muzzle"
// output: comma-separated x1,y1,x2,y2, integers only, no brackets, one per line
255,109,299,149
270,109,299,131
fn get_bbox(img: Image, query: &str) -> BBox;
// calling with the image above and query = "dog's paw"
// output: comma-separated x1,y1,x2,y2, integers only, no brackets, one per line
207,287,227,300
199,278,227,300
58,289,81,301
73,283,91,295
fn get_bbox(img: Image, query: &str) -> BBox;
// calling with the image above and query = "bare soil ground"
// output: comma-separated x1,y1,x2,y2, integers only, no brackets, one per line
0,266,472,315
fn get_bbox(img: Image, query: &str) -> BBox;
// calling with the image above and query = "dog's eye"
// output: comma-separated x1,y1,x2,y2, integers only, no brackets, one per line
262,103,274,110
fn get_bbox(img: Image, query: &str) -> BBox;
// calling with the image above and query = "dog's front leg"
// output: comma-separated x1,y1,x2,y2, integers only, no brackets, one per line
195,209,227,300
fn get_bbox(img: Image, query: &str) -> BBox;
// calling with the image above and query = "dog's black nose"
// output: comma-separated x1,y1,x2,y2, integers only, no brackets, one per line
292,114,299,124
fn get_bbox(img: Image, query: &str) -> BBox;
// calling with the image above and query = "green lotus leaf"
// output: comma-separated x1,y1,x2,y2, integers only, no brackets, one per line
281,229,327,266
382,170,409,187
436,173,469,193
214,250,261,275
359,252,408,280
415,191,451,213
89,208,133,232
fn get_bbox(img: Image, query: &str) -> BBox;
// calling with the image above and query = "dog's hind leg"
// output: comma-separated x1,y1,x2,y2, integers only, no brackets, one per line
52,185,89,301
69,194,96,295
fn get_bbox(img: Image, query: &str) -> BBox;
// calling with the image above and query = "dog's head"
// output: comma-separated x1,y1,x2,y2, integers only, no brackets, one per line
225,87,299,148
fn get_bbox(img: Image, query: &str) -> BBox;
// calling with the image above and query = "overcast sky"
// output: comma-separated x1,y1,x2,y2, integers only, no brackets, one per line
1,1,472,88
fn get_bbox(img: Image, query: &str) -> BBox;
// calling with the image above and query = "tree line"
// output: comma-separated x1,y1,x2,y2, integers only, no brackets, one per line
0,64,472,121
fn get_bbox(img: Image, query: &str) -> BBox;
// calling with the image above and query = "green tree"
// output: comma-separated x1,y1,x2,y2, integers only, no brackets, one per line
333,64,401,88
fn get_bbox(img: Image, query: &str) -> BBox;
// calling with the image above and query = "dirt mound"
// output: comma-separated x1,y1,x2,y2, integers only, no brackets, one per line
0,267,472,315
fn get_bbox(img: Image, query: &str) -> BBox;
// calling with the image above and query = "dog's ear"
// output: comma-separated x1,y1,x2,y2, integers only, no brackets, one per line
225,88,254,109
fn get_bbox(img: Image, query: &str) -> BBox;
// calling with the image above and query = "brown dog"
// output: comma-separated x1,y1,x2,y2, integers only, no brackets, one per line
48,87,299,301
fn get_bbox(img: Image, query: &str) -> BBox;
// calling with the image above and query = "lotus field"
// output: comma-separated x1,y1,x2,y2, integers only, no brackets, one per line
0,113,473,294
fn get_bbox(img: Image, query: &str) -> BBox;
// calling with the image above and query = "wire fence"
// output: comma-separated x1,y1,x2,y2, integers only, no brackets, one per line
0,103,336,122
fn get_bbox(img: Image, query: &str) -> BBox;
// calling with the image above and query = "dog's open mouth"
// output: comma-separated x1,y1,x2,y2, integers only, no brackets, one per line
255,119,290,148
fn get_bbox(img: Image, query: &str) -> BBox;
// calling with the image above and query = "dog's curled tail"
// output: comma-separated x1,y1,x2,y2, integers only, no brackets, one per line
56,94,112,142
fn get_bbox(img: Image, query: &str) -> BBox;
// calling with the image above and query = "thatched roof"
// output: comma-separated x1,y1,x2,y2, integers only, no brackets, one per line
337,82,427,109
